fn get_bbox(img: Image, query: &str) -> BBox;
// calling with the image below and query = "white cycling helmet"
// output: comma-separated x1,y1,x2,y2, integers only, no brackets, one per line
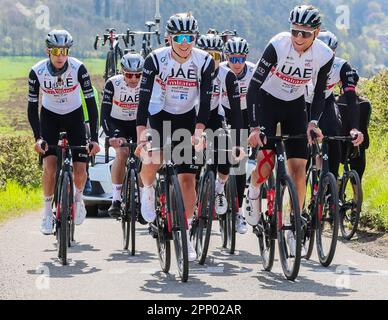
289,5,322,28
46,29,73,48
318,30,338,50
197,34,224,51
121,52,145,72
224,37,249,55
166,12,199,35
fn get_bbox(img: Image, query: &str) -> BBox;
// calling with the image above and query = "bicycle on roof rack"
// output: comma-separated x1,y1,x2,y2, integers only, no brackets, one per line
125,23,162,59
94,28,129,81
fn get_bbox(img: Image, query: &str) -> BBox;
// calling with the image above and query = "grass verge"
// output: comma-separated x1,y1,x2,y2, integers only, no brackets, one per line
0,181,42,224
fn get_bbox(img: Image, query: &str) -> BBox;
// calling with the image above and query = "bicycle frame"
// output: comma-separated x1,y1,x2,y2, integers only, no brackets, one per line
53,135,75,222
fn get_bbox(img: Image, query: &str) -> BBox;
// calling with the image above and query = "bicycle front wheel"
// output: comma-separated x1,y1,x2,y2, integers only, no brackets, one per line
339,170,362,240
277,175,302,281
303,166,316,260
195,170,215,265
316,172,339,267
169,175,189,282
224,175,237,254
58,172,72,266
257,174,275,271
122,169,131,251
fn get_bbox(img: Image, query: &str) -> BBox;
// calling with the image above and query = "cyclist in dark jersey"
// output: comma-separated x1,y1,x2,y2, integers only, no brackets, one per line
336,71,372,182
305,30,364,178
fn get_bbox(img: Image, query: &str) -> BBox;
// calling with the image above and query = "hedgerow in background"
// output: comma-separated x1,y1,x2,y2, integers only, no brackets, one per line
0,135,41,190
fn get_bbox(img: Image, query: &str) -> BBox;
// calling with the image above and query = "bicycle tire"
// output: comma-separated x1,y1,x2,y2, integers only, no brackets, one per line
130,169,137,256
105,51,116,81
58,172,71,266
303,167,316,260
169,174,189,282
257,174,275,271
219,213,227,248
339,170,362,240
122,168,131,251
277,175,302,281
225,175,237,254
316,172,339,267
196,170,215,265
155,176,171,273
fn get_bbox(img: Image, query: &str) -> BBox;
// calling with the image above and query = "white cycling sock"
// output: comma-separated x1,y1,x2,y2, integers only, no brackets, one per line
112,184,122,202
248,184,260,200
44,195,53,217
74,188,83,203
215,176,227,194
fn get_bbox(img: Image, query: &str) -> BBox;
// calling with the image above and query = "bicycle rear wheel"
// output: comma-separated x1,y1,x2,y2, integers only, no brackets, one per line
224,175,237,254
277,175,302,281
195,170,215,265
339,170,362,240
58,172,72,266
169,175,189,282
257,174,275,271
105,51,116,81
316,173,339,267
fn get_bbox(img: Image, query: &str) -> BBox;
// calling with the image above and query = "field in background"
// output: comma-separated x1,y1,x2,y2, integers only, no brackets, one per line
0,57,387,230
0,57,105,134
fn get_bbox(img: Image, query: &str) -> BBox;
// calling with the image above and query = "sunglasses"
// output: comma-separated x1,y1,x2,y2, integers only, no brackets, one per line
49,48,69,56
172,34,195,44
229,56,246,64
290,28,315,39
208,51,222,61
124,72,142,79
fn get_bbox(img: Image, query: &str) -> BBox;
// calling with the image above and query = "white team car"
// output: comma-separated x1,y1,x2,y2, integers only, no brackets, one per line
83,128,116,216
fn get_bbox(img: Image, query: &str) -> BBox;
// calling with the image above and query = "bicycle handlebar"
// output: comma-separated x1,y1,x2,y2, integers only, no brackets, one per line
40,141,94,152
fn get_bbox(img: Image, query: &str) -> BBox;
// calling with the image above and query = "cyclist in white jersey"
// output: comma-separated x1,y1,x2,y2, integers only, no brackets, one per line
196,33,247,234
221,36,255,222
28,30,100,235
245,6,334,253
101,53,148,221
136,13,215,261
305,30,364,177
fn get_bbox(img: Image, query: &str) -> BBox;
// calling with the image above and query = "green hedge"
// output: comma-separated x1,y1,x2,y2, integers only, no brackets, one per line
358,70,388,134
0,135,41,190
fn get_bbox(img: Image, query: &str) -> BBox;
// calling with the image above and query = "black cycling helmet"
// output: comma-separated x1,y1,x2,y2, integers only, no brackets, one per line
224,37,249,55
121,52,145,72
166,12,199,35
289,5,322,28
318,30,338,50
197,34,224,51
46,30,73,48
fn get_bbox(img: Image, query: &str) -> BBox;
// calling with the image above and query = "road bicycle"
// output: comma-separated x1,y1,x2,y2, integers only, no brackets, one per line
253,134,303,281
302,131,340,267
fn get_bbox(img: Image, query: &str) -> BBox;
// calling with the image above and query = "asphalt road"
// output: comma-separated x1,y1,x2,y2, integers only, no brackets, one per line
1,211,387,300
